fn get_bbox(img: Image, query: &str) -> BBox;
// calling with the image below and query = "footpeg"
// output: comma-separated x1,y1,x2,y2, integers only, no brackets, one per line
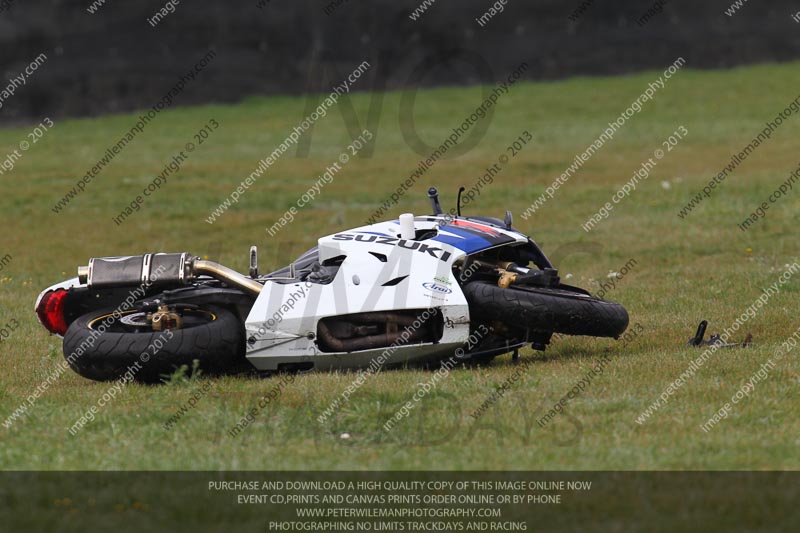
249,246,258,278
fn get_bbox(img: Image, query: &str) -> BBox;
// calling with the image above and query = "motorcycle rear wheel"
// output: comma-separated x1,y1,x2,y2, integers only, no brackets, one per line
62,304,247,382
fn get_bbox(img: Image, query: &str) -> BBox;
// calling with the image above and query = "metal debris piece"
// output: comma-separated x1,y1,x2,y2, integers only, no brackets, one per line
687,320,752,348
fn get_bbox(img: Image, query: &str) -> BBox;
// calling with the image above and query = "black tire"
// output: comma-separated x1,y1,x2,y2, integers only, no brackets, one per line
62,305,247,383
462,281,629,339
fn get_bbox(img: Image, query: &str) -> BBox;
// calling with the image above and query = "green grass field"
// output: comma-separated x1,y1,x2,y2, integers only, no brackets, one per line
1,60,798,471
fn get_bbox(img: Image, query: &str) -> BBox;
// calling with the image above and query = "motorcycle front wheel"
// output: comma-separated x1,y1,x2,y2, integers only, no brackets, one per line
462,281,629,339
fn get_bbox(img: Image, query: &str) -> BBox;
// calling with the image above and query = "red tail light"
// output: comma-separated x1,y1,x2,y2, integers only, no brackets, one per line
36,289,69,335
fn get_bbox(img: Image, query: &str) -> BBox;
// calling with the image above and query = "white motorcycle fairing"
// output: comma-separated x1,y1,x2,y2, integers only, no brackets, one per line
243,216,527,371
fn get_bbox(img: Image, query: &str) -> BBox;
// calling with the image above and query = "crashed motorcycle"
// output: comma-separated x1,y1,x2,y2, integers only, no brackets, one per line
35,187,629,382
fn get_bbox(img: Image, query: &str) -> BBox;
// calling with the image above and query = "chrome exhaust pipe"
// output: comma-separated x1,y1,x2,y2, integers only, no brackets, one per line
190,258,263,295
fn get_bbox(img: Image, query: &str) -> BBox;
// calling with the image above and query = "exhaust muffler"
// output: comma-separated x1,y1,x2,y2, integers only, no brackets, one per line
78,253,263,295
